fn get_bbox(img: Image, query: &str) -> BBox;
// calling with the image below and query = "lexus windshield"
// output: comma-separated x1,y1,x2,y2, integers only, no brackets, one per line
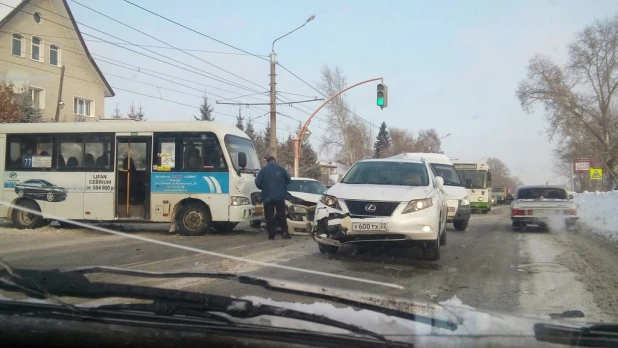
341,161,430,186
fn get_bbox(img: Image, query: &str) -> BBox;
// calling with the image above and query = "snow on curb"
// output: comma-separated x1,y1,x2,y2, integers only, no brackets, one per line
574,190,618,242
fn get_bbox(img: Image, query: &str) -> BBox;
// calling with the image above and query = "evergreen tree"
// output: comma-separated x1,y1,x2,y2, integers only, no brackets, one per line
14,90,43,123
135,103,146,121
195,92,214,121
111,103,123,118
127,102,137,119
235,107,244,130
373,121,391,158
245,118,256,141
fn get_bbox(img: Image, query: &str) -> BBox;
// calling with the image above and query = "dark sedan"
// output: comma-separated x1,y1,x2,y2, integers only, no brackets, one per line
14,179,68,202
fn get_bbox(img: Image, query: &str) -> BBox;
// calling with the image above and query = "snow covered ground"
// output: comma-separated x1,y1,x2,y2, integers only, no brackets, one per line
574,190,618,242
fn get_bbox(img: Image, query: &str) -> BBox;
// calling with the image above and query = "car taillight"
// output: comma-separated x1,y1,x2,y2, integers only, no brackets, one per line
564,209,577,215
512,209,525,216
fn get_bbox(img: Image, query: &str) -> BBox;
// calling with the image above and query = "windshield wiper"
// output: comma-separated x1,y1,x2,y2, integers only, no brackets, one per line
0,300,403,348
0,266,410,347
534,323,618,347
0,265,458,342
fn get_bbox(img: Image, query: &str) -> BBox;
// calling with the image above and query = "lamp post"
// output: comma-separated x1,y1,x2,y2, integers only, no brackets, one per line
269,14,316,158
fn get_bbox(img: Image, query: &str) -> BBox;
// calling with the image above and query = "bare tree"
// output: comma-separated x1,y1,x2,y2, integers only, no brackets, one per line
383,127,416,157
317,65,371,166
516,15,618,188
415,128,442,153
487,157,522,192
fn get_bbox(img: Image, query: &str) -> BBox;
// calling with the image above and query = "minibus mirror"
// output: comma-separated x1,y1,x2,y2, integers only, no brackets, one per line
238,152,247,169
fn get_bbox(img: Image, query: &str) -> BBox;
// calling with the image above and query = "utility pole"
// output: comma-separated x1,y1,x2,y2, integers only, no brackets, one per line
269,51,277,157
54,65,65,122
269,14,316,158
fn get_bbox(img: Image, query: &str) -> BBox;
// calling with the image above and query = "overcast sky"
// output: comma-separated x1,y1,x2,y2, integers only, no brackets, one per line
2,0,617,184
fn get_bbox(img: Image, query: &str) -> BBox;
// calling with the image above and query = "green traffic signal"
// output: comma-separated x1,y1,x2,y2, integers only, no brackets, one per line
376,83,387,108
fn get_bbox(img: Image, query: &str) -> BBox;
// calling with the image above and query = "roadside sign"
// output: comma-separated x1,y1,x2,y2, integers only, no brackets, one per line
574,158,601,174
574,160,591,173
589,168,603,180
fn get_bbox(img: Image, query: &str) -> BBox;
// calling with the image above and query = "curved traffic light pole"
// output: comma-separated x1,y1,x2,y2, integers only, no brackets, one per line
293,77,384,177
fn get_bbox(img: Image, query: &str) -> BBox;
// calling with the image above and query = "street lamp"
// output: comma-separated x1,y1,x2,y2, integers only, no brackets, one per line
269,14,316,158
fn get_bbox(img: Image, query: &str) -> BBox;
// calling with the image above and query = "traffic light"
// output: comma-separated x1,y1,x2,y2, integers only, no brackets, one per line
377,83,388,109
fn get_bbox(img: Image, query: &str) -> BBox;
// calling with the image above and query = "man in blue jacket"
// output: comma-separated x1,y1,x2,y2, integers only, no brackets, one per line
255,156,291,240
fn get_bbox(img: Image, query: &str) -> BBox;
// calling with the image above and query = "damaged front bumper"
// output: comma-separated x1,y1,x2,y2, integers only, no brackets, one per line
311,204,438,247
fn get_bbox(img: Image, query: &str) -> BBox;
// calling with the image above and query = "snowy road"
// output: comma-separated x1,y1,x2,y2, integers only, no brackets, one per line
1,205,617,322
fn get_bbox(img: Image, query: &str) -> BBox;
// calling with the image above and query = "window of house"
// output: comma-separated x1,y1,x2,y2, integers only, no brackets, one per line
74,97,93,117
33,12,42,23
11,34,23,56
29,87,45,109
31,36,42,61
49,45,59,66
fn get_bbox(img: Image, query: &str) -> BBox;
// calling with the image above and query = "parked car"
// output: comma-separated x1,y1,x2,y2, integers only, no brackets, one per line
313,157,448,260
285,178,326,235
14,179,68,202
508,185,578,231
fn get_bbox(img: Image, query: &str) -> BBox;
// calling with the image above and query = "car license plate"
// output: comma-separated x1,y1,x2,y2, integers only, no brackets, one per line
351,222,388,232
534,209,558,216
254,206,263,214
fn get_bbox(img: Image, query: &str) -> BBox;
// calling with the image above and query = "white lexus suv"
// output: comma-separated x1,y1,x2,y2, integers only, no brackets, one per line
312,157,448,260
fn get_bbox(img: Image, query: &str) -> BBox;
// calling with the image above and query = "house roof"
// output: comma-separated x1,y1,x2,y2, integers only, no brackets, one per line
0,0,115,97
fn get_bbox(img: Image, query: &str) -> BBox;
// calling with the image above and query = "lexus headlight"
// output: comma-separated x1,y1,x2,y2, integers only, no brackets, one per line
402,198,433,214
293,206,307,214
461,196,470,206
320,194,341,210
231,196,251,206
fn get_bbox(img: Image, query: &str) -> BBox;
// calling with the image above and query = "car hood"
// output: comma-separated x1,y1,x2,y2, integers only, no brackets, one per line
288,191,321,203
441,185,467,200
327,183,431,202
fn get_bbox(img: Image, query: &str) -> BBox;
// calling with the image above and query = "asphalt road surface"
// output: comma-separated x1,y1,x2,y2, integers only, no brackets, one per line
1,206,617,322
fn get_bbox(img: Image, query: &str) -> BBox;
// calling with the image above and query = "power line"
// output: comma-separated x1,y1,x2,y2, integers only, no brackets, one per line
84,39,268,56
122,0,268,62
277,61,378,129
216,98,323,106
0,4,328,132
0,29,272,104
70,0,266,90
86,2,334,130
277,91,319,99
0,2,265,95
0,58,290,134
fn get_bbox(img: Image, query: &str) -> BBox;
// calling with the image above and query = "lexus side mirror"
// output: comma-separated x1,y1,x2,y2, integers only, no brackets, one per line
569,194,574,200
435,176,444,189
238,152,247,169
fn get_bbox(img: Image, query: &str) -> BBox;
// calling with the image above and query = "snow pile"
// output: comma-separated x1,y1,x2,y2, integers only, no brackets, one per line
574,190,618,242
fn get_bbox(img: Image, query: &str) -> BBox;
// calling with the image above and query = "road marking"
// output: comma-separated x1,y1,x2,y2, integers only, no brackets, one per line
0,201,404,289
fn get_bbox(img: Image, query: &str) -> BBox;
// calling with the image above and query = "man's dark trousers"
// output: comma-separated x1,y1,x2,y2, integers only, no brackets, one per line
264,200,288,238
